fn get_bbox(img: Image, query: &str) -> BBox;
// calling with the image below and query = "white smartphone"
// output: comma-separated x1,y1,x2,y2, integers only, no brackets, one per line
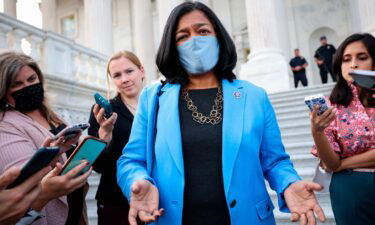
312,163,332,193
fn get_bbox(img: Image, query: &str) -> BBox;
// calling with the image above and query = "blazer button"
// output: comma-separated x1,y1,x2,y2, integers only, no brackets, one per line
266,204,270,211
230,199,236,208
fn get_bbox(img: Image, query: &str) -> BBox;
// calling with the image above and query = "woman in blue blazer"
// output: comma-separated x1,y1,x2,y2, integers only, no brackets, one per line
117,2,326,225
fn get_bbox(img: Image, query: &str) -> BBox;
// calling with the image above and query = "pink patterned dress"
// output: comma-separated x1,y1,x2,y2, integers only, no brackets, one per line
312,83,375,158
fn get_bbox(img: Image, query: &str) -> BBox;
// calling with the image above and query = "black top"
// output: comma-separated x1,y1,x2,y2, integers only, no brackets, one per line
88,96,133,206
314,44,336,66
289,56,307,75
50,124,84,225
179,88,230,225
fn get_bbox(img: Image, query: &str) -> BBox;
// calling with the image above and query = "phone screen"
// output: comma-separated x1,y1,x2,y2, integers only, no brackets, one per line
61,138,107,175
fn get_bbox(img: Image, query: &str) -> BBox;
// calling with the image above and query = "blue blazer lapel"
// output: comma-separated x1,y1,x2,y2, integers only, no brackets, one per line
222,80,246,193
158,84,184,176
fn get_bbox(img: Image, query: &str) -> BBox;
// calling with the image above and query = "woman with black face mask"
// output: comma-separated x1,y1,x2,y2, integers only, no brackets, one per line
0,52,91,225
116,2,326,225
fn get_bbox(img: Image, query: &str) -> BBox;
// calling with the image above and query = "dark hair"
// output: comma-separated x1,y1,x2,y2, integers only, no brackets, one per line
330,33,375,107
156,1,237,85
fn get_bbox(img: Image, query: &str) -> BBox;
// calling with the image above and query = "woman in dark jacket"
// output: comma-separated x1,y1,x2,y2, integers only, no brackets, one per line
88,51,145,225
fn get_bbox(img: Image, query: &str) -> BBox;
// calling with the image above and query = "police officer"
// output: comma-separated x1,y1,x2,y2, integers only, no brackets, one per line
314,36,336,83
289,48,308,88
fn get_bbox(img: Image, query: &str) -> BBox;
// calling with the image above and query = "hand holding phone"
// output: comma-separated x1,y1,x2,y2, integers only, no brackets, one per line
6,146,60,189
304,94,329,116
94,93,113,119
0,166,49,224
61,136,107,175
53,123,90,142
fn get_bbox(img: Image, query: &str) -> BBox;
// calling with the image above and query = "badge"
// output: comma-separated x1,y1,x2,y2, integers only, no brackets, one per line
234,91,241,99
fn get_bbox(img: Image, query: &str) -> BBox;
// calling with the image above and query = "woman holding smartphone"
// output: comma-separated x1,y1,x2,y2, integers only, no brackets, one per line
88,51,144,225
310,33,375,225
0,52,91,225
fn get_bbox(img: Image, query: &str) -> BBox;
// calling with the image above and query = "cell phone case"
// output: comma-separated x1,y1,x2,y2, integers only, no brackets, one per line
304,94,329,116
7,146,60,189
61,136,107,175
94,93,113,118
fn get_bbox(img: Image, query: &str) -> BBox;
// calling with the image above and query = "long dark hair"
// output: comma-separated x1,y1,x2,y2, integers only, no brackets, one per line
156,1,237,85
330,33,375,107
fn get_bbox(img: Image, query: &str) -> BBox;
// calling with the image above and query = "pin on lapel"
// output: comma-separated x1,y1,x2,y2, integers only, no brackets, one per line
233,91,241,99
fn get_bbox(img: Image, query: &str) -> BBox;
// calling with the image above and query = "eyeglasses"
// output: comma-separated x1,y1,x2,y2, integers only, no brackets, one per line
349,70,375,90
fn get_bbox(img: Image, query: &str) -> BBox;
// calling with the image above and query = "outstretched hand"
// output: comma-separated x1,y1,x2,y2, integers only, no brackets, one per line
128,180,164,225
284,181,326,225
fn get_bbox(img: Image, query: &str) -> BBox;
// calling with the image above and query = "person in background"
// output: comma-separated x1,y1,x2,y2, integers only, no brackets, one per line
88,51,145,225
314,36,337,83
310,33,375,225
290,48,308,88
117,2,326,225
0,52,91,225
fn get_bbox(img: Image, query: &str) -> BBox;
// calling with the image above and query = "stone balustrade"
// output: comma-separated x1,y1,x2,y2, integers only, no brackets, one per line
0,12,110,125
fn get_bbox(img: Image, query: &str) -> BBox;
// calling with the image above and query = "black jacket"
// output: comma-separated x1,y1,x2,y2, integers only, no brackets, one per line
88,95,133,205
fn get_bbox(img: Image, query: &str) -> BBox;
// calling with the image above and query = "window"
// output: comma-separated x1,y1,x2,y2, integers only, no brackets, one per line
60,14,76,39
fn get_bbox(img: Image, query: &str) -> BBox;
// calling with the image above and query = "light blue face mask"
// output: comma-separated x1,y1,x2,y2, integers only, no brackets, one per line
177,36,220,75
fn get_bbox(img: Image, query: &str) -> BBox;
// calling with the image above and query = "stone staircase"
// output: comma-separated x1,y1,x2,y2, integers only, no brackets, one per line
269,83,336,225
85,83,337,225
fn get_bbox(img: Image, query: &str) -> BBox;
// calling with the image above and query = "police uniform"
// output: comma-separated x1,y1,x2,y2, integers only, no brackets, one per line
289,56,308,88
314,44,336,83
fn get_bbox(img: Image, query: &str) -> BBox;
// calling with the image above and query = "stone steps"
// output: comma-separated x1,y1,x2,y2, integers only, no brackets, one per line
271,83,336,224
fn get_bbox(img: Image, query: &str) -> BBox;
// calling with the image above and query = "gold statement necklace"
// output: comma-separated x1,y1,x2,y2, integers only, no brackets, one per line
182,84,223,125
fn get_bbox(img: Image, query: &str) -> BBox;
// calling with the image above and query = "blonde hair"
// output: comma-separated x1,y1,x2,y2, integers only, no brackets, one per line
0,52,63,125
105,51,143,99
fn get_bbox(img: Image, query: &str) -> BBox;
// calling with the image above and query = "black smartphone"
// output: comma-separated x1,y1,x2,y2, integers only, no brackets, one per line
61,136,107,175
94,93,113,118
7,146,60,189
349,70,375,89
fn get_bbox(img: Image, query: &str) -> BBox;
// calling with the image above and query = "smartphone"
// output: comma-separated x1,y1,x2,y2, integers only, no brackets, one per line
60,136,107,175
94,93,113,118
7,146,60,189
304,94,329,116
53,123,90,141
349,70,375,90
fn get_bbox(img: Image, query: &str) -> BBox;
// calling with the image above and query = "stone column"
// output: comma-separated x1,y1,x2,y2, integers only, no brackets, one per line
3,0,17,17
240,0,292,93
132,0,157,82
27,35,43,62
157,0,183,39
84,0,113,55
211,0,232,34
10,29,28,53
41,0,57,32
0,23,12,49
349,0,375,34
